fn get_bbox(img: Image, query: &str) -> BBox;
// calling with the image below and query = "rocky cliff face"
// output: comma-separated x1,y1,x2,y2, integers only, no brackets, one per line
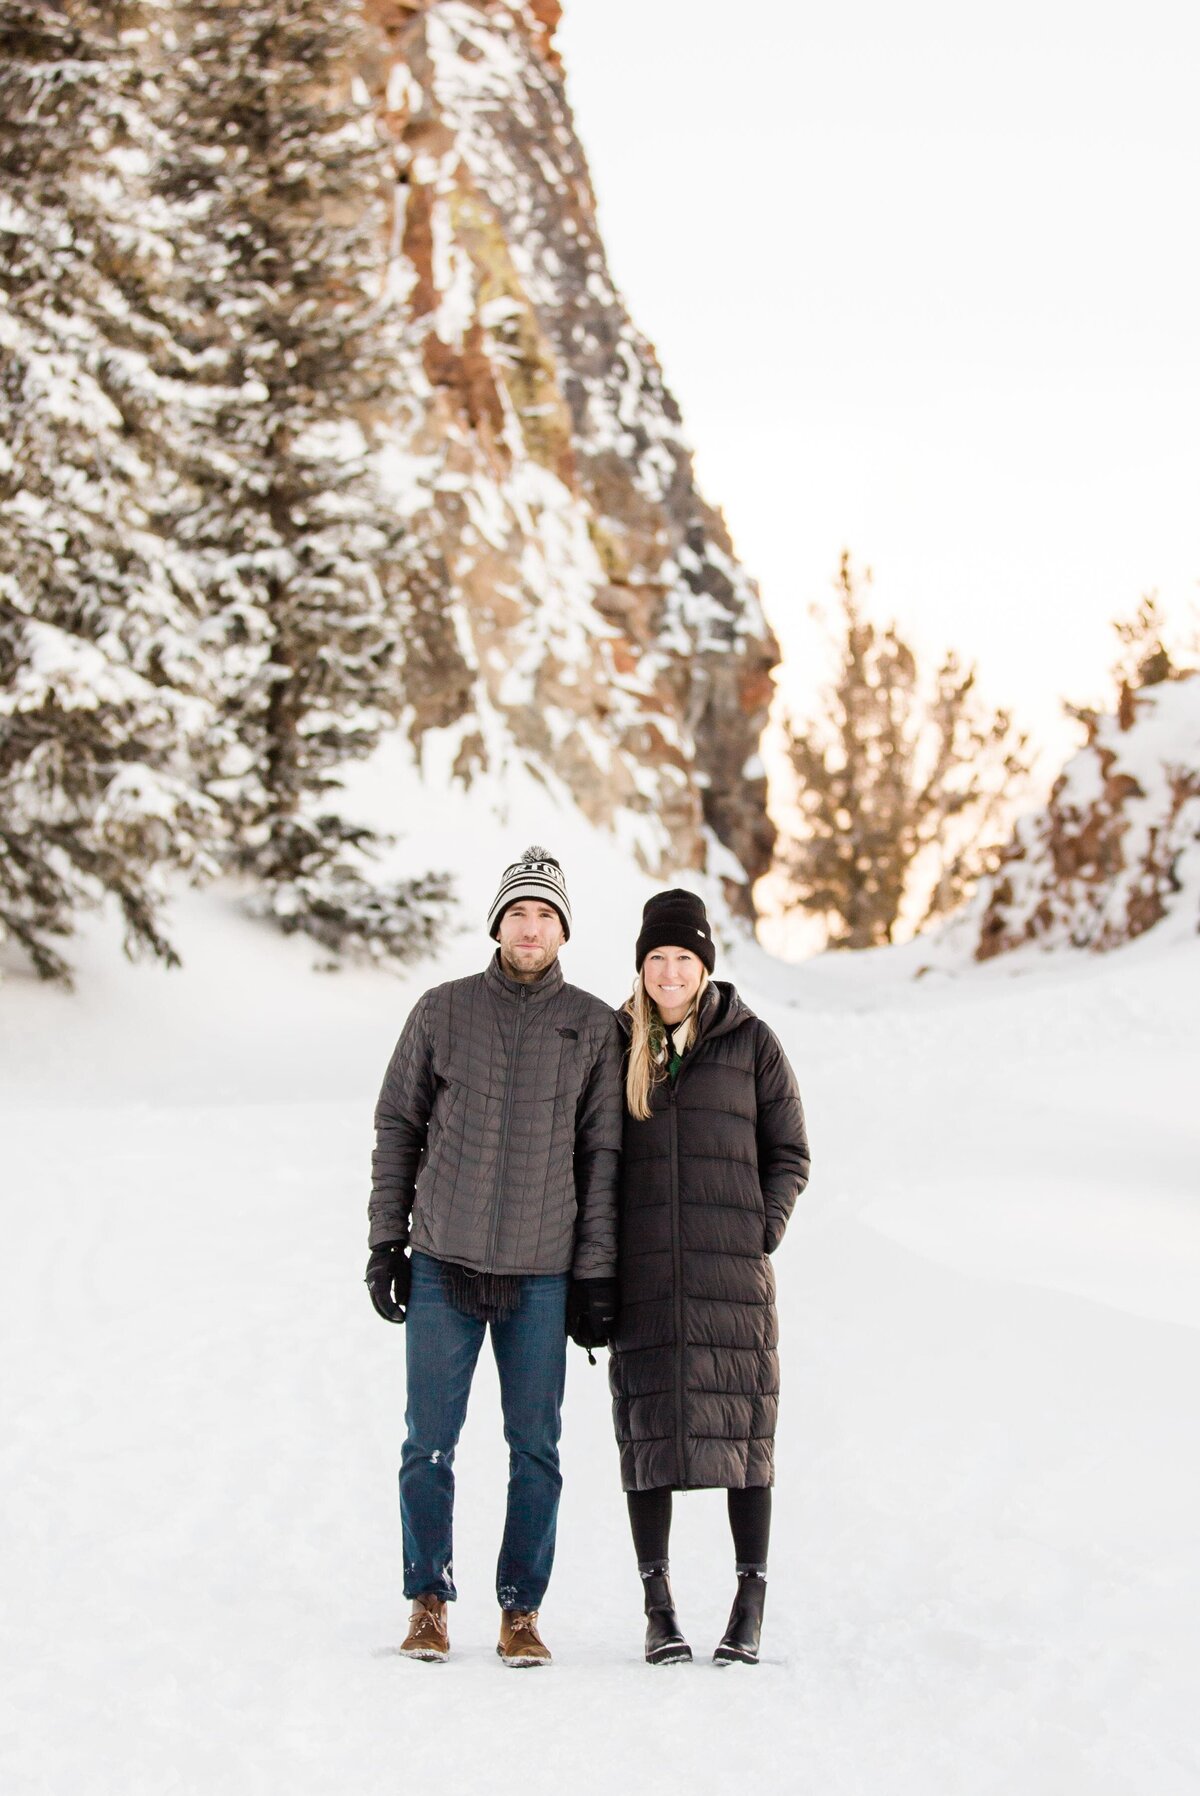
359,0,777,910
973,671,1200,958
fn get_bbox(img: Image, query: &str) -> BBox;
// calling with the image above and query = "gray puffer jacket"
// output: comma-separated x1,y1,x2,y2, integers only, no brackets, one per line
369,953,622,1278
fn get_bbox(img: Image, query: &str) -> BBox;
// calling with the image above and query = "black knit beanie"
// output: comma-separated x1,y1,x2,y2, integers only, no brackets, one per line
635,889,716,973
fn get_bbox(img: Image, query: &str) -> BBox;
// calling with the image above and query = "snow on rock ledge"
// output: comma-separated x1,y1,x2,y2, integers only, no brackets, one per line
361,0,777,913
974,671,1200,958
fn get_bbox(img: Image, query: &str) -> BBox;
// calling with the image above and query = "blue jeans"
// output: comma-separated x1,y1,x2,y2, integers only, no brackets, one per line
400,1252,568,1612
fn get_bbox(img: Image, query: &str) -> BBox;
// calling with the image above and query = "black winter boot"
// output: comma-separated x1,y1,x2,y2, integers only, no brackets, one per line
713,1568,767,1665
639,1562,692,1665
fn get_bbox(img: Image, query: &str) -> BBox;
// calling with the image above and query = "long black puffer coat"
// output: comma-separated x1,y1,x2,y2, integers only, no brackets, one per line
608,982,810,1491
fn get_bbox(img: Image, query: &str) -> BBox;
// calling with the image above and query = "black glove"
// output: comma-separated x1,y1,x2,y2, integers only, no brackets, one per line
566,1277,618,1352
366,1242,411,1323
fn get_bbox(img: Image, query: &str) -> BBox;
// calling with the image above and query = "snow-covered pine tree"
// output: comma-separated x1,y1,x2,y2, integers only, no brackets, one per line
158,0,452,962
0,0,219,983
781,553,1030,949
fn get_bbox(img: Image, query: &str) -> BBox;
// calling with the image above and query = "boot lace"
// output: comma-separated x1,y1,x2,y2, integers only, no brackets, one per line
411,1603,447,1641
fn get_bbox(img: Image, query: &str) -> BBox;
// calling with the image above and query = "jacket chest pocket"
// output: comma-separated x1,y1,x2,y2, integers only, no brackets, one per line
549,1024,586,1104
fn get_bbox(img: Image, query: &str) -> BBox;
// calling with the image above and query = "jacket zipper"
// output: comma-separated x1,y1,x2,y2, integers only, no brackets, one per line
664,1016,716,1486
668,1083,687,1486
486,983,528,1270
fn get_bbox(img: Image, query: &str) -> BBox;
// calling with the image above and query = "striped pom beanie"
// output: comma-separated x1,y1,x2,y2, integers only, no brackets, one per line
487,845,572,941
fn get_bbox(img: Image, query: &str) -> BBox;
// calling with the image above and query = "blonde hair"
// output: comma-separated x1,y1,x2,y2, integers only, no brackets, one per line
623,966,711,1121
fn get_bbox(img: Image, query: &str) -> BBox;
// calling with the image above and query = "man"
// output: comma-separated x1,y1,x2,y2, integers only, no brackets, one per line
366,846,621,1667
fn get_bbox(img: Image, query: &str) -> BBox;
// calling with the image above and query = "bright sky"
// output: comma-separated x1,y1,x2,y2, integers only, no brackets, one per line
557,0,1200,771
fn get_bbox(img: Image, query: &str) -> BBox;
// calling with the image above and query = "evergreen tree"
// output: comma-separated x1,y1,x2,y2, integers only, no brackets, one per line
1111,593,1174,692
0,0,218,983
1068,592,1198,739
782,553,1030,949
157,0,451,960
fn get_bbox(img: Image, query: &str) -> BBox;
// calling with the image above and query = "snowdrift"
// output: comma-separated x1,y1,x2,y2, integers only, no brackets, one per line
3,798,1198,1795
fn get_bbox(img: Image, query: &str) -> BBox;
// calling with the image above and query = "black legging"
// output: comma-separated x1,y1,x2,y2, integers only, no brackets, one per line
627,1485,771,1571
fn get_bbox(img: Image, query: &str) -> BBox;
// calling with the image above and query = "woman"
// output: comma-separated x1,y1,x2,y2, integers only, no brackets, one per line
609,889,810,1666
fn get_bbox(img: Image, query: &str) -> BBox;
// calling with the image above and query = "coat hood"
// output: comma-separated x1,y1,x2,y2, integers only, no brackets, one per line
615,978,755,1043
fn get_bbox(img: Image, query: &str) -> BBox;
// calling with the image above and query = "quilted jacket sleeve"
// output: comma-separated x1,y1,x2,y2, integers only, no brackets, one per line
754,1019,810,1254
368,994,437,1249
570,1013,623,1278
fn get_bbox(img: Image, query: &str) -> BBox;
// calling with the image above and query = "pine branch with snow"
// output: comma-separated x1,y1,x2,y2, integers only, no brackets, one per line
0,1,221,982
253,814,456,970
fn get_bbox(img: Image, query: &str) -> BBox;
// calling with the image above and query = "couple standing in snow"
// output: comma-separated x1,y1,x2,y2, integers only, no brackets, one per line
365,845,810,1667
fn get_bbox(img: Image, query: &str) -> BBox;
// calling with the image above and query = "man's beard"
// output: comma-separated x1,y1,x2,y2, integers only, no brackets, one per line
500,941,558,980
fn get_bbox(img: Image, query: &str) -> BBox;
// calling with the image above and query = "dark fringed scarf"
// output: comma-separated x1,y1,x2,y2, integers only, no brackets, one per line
438,1258,522,1323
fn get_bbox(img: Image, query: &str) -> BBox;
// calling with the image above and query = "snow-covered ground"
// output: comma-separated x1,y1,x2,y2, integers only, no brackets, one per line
3,802,1199,1795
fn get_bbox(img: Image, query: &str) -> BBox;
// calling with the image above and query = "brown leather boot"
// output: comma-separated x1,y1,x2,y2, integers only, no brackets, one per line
496,1608,552,1667
399,1592,449,1661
